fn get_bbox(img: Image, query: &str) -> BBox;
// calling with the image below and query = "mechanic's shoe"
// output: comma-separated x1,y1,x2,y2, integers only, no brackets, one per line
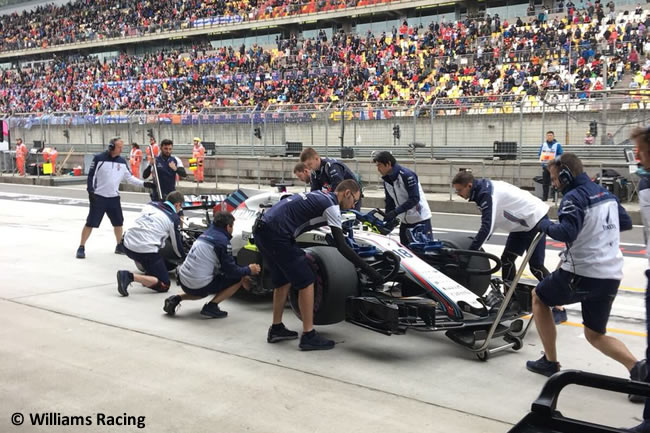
299,330,335,351
200,303,227,319
267,323,299,343
629,359,648,403
115,243,126,255
116,270,133,297
76,246,85,259
552,307,568,324
526,354,560,377
163,295,182,316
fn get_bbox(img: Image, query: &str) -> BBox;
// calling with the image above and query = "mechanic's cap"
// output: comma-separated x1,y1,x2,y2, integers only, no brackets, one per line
193,137,201,142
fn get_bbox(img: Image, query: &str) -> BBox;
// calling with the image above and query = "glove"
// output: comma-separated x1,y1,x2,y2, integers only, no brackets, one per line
533,215,552,234
384,210,397,222
88,192,96,204
143,181,155,189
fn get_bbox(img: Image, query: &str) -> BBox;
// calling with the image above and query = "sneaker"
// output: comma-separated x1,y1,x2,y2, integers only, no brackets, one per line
299,330,335,351
267,323,299,343
76,246,85,259
629,359,648,403
552,307,568,324
526,354,561,377
115,243,126,255
163,295,182,316
200,303,227,319
116,270,132,297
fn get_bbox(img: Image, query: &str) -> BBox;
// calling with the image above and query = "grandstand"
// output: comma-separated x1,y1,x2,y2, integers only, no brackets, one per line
0,0,649,162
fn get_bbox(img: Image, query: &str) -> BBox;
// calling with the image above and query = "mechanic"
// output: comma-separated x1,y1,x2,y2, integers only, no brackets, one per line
293,162,311,185
300,147,362,209
628,128,650,432
452,171,550,284
76,137,153,259
373,151,432,245
164,211,261,318
525,153,646,385
129,142,143,178
143,139,187,201
116,191,184,296
192,137,205,183
253,180,383,351
538,131,564,201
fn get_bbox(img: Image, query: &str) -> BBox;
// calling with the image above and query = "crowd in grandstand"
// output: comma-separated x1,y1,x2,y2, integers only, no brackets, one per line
0,0,396,52
0,3,649,113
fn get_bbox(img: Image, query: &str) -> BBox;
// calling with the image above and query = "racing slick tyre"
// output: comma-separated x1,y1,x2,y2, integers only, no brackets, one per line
159,239,183,271
290,246,359,326
439,233,491,297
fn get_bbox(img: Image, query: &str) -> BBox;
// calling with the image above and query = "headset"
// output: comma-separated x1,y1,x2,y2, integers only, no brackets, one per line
556,154,574,188
108,137,120,151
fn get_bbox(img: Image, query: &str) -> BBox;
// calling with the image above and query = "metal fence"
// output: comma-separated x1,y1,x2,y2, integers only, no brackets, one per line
2,90,648,168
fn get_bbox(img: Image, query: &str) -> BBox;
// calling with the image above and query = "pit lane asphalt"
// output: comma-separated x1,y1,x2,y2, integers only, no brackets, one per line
0,182,648,432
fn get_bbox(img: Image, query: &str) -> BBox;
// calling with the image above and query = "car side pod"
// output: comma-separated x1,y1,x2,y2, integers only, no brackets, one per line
508,370,650,433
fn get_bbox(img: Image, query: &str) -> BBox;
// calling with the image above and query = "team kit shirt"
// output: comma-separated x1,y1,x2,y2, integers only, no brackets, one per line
261,190,342,239
382,163,431,224
123,201,184,257
469,178,549,250
178,224,251,289
87,151,144,197
310,157,357,193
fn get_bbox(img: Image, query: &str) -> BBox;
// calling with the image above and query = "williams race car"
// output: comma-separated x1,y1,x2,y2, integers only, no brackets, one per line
152,187,540,361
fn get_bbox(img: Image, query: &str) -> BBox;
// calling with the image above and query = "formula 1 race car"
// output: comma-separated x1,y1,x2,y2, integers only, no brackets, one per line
153,187,540,360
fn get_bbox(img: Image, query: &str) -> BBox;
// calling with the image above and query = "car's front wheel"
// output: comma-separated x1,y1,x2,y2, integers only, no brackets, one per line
289,246,359,325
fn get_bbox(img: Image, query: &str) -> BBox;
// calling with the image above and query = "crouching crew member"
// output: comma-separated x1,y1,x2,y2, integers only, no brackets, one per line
373,151,432,245
77,137,152,259
452,171,550,283
163,211,261,318
143,139,187,201
300,147,362,209
116,191,185,296
526,153,645,384
253,180,383,351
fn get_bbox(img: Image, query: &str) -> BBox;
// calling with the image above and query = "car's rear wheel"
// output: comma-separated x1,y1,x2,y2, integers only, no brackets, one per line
290,246,359,325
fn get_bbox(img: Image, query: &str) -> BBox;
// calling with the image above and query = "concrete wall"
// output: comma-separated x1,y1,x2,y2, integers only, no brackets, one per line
9,108,645,154
45,153,630,193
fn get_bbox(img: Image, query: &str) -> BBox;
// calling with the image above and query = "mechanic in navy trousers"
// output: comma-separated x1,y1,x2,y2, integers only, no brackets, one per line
452,170,550,284
116,191,185,296
628,128,650,432
373,151,432,246
163,211,262,319
525,153,645,388
253,180,383,351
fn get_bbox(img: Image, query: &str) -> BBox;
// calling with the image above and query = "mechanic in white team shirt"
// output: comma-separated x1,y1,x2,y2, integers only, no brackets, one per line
373,151,432,245
452,170,550,284
116,191,185,296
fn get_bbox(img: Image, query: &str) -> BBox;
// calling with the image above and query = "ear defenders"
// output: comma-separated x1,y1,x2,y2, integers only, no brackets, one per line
108,137,119,151
557,156,574,188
